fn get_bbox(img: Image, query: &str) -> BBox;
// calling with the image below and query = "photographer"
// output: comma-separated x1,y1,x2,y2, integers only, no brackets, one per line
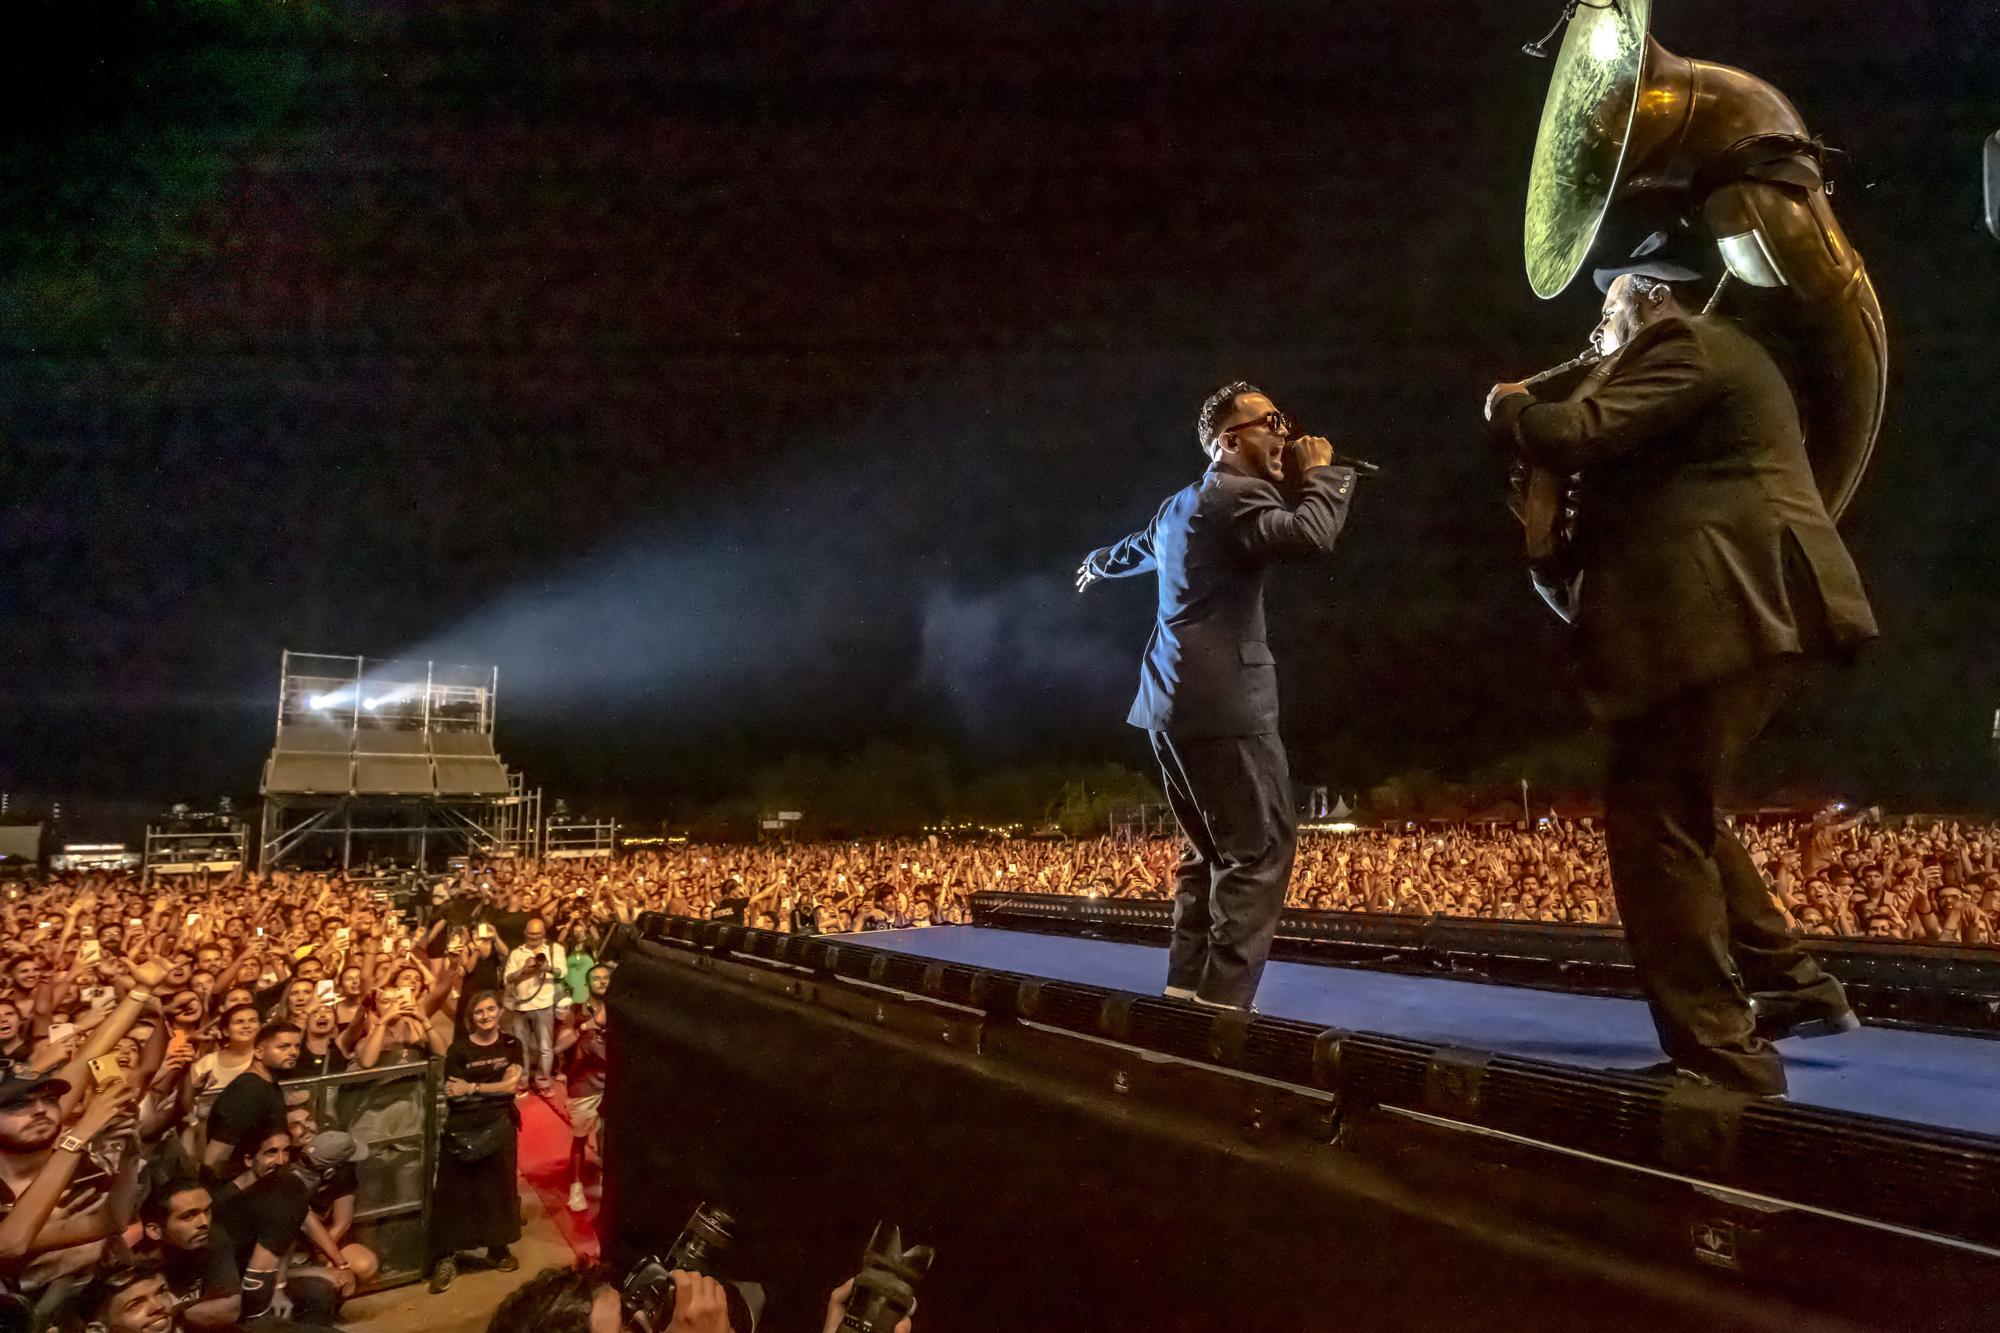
0,1075,137,1265
502,919,564,1095
488,1265,913,1333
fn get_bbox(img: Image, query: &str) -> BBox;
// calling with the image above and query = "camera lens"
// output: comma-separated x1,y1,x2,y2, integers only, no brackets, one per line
667,1204,735,1272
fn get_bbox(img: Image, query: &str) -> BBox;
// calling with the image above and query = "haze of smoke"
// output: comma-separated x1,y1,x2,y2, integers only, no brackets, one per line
916,574,1134,746
407,523,1136,747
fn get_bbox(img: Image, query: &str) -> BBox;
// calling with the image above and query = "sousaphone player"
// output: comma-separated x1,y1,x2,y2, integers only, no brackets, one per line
1485,1,1883,1096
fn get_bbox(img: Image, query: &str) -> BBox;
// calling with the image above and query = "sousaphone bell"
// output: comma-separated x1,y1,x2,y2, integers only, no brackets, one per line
1521,0,1887,523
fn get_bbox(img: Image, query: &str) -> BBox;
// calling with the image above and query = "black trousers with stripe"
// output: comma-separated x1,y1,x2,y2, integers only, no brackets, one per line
1150,729,1297,1009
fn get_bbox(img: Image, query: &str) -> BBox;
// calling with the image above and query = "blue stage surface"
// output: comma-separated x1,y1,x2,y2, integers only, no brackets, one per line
833,925,2000,1139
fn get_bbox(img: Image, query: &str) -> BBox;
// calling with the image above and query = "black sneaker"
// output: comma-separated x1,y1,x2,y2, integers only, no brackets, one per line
489,1248,519,1273
429,1257,458,1294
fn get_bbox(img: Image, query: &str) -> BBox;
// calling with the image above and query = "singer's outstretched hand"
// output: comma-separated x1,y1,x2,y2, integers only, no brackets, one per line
1075,556,1101,593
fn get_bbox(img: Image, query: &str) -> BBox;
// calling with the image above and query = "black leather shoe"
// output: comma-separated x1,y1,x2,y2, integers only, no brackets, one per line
1750,993,1861,1044
1620,1060,1787,1098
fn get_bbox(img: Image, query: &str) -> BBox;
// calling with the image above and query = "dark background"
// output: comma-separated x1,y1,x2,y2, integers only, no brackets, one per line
3,0,1997,829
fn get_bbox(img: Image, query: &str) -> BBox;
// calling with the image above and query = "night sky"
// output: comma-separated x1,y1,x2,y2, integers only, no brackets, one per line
4,1,1998,827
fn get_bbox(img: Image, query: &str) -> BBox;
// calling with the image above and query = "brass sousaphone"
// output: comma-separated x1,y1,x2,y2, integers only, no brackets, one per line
1520,0,1888,523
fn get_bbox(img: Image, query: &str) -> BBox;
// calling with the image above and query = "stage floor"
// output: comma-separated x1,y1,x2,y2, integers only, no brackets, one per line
832,926,2000,1139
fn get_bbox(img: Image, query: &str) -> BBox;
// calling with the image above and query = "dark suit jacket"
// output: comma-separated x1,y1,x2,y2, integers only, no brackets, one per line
1492,313,1877,721
1088,462,1356,738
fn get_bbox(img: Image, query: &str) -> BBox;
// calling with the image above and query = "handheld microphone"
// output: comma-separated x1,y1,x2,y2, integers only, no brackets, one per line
1287,438,1382,476
1281,437,1381,492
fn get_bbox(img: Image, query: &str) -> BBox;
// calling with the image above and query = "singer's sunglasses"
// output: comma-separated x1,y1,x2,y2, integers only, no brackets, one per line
1219,409,1293,442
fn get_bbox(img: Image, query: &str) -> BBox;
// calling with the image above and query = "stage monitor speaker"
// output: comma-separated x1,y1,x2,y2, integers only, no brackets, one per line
1985,130,2000,242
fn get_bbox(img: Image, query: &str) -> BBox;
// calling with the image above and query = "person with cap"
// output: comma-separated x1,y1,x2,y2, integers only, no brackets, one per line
0,956,171,1285
1484,243,1877,1096
283,1107,378,1292
0,1074,135,1263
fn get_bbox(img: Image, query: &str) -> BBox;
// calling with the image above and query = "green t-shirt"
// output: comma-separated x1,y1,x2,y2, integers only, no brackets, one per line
564,950,595,1003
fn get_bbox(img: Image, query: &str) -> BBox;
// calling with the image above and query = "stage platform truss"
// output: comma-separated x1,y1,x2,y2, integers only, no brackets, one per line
616,914,2000,1332
258,650,541,869
143,823,248,874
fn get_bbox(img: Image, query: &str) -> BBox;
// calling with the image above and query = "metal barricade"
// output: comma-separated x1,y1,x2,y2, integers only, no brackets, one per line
282,1059,439,1290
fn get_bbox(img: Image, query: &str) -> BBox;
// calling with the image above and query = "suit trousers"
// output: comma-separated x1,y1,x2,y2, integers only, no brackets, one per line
1604,654,1841,1093
1150,730,1297,1009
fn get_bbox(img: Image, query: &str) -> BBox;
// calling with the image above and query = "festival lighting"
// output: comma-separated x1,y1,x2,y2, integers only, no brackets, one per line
308,686,357,712
361,686,415,711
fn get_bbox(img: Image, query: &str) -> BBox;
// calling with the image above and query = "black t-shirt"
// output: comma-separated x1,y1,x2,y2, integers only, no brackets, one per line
212,1173,311,1273
288,1041,348,1081
304,1161,358,1219
156,1229,241,1309
206,1071,286,1157
444,1032,524,1117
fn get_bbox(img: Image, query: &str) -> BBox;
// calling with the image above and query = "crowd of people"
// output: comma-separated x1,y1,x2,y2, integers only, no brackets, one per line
0,864,631,1333
0,853,922,1333
584,810,2000,947
0,807,1986,1330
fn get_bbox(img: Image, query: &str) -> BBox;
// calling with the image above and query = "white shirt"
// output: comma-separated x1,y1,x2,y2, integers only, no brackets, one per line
503,941,566,1011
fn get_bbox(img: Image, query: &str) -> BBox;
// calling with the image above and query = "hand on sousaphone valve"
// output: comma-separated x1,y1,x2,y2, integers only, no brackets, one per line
1484,383,1529,423
1483,345,1607,625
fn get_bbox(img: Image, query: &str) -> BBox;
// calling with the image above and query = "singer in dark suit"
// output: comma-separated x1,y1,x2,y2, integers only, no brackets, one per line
1077,383,1358,1009
1487,272,1877,1095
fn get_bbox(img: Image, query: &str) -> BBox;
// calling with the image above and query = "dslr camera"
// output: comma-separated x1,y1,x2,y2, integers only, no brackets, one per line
833,1223,933,1333
620,1208,933,1333
620,1205,760,1333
